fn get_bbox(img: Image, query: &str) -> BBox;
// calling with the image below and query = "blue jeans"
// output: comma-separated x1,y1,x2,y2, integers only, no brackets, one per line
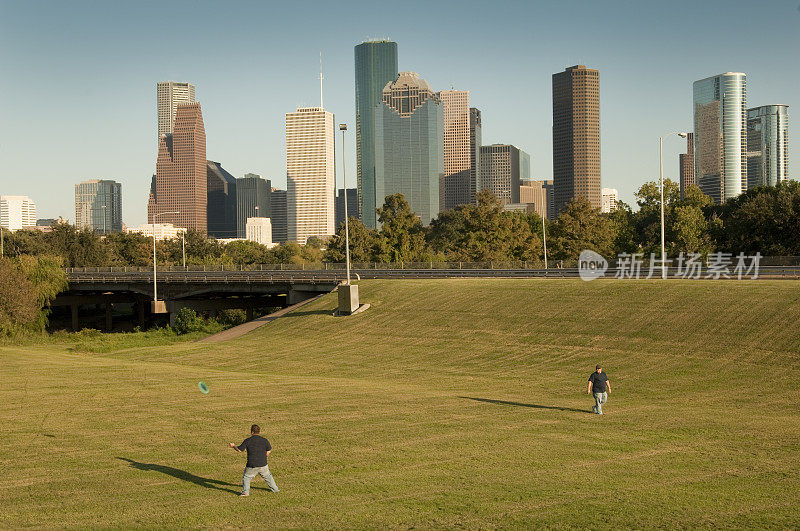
593,392,607,414
242,465,279,494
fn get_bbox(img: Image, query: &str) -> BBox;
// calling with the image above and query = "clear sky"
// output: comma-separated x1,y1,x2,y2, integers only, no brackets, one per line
1,0,798,226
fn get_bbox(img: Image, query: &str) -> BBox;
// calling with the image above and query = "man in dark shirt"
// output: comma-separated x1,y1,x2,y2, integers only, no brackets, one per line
229,424,279,496
587,365,612,414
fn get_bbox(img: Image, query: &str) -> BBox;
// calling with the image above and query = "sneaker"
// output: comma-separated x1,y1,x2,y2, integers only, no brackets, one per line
592,406,597,413
239,493,249,497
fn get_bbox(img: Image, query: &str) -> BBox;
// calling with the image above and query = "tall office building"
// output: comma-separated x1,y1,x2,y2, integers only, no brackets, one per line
693,72,747,204
479,144,530,204
679,133,695,199
355,40,399,228
74,179,122,234
441,90,472,211
157,82,196,138
601,187,619,213
270,188,288,244
206,161,237,238
148,103,207,232
747,105,789,189
335,188,358,230
374,72,443,225
235,173,271,238
286,107,335,244
552,65,601,215
469,107,482,203
0,195,36,231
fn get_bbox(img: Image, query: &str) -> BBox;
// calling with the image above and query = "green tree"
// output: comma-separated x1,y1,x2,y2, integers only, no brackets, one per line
223,240,270,265
376,194,428,262
549,198,615,261
0,258,39,334
632,179,680,255
104,232,152,266
324,217,383,263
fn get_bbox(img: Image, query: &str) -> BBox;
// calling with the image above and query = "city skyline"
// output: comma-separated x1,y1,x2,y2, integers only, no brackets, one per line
1,0,798,225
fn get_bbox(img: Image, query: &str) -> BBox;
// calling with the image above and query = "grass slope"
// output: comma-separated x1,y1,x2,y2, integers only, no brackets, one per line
2,279,799,528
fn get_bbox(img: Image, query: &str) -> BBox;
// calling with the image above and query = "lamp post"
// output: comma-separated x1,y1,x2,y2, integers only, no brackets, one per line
151,211,179,309
659,132,688,279
339,123,351,285
181,231,186,269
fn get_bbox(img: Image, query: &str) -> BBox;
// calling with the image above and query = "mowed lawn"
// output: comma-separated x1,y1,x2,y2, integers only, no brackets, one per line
2,279,800,528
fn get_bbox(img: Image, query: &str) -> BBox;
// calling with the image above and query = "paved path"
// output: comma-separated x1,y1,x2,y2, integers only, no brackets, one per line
198,295,325,343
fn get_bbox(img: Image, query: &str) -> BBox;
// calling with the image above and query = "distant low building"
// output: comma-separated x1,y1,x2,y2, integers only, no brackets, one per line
246,217,273,247
0,195,37,231
125,223,186,240
601,187,619,213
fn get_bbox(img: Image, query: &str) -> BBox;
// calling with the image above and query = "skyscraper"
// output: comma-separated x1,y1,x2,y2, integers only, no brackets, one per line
148,103,207,232
157,82,196,139
746,105,789,189
206,161,237,238
270,188,288,244
479,144,530,204
693,72,747,204
286,107,335,244
469,107,482,204
441,90,472,211
355,40,399,228
0,195,36,231
335,188,358,230
519,179,552,219
679,133,695,199
236,173,271,238
74,179,122,234
552,65,601,215
374,72,443,225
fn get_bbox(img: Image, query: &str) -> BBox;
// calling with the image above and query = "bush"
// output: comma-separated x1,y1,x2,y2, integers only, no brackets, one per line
173,308,206,335
216,309,247,328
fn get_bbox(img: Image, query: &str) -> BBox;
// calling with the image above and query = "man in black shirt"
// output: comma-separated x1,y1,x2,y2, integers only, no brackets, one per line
587,364,612,414
229,424,279,496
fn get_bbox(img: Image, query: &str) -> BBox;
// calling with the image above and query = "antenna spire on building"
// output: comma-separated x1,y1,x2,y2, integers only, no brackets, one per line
319,51,324,109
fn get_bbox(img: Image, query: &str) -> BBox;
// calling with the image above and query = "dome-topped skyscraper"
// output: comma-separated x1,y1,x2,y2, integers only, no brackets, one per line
374,72,443,225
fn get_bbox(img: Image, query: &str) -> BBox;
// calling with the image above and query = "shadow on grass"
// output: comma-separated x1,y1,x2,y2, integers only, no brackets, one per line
117,457,267,495
280,309,334,319
460,396,591,414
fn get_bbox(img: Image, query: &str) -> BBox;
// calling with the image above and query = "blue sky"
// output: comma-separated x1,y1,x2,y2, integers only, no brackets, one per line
1,0,798,226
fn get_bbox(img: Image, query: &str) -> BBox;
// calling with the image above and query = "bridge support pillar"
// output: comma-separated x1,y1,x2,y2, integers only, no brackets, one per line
288,288,317,305
246,307,254,321
136,299,146,326
105,302,113,331
71,304,79,331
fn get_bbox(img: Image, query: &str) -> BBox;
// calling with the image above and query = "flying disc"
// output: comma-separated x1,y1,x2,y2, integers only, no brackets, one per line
198,381,210,394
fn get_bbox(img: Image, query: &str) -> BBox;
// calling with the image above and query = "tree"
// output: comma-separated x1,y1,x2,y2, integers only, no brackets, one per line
715,181,800,255
324,217,383,263
632,179,680,255
223,240,270,265
376,194,428,262
607,201,637,255
104,232,152,266
0,255,68,334
549,198,615,261
429,191,542,262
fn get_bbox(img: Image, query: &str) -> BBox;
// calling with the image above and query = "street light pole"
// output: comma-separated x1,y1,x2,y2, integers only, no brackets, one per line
181,232,186,269
151,211,179,303
659,132,688,280
339,123,351,285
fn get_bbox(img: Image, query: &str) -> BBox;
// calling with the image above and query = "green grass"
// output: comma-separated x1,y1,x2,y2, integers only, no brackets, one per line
2,279,799,528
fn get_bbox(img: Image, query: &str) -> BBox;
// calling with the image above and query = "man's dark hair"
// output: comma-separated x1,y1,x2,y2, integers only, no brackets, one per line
251,424,260,434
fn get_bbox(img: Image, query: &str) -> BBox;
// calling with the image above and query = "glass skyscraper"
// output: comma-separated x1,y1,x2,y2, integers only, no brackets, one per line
374,72,443,225
355,40,398,228
75,179,122,234
693,72,747,204
746,105,789,189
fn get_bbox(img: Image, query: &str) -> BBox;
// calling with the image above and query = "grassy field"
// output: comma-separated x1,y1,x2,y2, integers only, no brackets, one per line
2,279,799,528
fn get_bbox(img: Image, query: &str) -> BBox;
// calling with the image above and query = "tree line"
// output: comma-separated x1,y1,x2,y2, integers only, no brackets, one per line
2,181,799,269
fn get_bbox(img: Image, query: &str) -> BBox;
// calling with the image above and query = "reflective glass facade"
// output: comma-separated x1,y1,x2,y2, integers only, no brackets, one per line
693,73,747,203
75,180,122,234
374,73,443,225
354,41,398,228
746,105,789,188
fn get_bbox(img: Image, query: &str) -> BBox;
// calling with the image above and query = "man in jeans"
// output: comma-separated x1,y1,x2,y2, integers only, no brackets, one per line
229,424,279,496
587,364,612,414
